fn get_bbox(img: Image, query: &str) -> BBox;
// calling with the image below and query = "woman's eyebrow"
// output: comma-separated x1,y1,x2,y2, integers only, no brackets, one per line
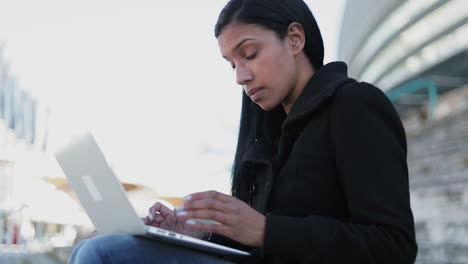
223,38,256,61
233,38,255,52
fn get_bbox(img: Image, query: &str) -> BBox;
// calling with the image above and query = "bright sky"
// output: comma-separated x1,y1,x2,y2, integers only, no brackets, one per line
0,0,345,197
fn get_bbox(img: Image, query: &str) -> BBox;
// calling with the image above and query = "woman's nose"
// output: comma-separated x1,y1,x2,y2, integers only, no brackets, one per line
236,66,253,85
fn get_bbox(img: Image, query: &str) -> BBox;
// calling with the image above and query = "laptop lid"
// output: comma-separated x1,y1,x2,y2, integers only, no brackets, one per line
54,132,147,235
54,132,250,258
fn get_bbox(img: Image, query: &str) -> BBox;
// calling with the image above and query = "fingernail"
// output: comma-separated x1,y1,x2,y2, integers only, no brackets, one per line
148,214,154,221
175,205,185,211
186,219,196,225
176,211,187,217
183,195,192,202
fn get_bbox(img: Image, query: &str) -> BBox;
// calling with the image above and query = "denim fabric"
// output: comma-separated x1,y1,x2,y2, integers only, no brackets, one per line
68,233,236,264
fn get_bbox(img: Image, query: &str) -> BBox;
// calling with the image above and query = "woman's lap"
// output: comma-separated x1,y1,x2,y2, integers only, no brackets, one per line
68,233,236,264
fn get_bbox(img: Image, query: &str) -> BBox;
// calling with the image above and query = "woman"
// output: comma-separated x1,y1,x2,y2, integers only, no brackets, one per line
69,0,418,263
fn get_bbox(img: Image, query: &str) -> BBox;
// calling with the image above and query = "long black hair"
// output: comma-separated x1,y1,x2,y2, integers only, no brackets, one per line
215,0,324,200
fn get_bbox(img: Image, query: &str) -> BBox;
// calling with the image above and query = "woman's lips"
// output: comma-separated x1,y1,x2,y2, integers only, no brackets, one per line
247,87,264,101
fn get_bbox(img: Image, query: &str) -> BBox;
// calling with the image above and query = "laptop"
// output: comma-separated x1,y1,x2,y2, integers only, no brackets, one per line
54,132,250,259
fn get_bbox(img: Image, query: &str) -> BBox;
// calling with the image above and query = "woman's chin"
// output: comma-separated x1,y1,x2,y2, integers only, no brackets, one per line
255,101,277,111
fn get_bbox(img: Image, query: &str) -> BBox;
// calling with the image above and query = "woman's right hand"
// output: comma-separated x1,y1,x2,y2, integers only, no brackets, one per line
142,202,206,239
143,202,180,231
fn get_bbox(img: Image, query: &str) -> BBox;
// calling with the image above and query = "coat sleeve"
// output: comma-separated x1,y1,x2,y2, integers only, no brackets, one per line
262,82,418,263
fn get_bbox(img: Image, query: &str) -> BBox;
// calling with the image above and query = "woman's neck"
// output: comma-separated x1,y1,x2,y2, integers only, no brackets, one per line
282,53,315,114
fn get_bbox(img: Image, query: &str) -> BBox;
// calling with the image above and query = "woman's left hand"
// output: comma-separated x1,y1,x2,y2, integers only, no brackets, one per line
175,190,266,247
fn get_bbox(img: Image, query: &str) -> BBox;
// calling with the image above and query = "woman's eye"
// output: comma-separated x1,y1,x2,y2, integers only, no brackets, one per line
246,53,257,60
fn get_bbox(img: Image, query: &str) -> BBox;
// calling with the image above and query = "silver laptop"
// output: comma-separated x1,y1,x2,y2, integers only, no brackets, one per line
54,132,250,259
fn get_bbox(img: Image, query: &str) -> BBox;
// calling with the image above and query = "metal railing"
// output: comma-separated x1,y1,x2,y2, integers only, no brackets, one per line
386,78,438,119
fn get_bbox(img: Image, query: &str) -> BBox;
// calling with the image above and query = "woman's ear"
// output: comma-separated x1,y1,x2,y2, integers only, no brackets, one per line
287,22,306,55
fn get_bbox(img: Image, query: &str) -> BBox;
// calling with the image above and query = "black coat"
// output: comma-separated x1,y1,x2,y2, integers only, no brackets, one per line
213,62,418,264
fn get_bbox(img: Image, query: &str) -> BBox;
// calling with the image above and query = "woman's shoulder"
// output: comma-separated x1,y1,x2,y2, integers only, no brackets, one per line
330,80,397,113
334,81,388,103
330,80,401,121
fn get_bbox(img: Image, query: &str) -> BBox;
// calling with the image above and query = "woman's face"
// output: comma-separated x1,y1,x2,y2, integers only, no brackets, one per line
218,23,299,111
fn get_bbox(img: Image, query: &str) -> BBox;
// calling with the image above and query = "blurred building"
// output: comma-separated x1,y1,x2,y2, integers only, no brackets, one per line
340,0,468,118
0,43,176,262
0,43,86,260
338,1,468,263
0,42,56,247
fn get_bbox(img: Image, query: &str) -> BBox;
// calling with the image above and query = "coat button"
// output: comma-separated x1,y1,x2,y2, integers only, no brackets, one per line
265,179,270,191
251,184,257,196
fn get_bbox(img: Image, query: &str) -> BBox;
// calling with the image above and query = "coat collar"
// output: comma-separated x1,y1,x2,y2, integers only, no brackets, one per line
283,61,353,130
241,62,353,163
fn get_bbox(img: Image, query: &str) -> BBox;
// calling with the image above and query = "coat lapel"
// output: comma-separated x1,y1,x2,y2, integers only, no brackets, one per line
283,62,353,131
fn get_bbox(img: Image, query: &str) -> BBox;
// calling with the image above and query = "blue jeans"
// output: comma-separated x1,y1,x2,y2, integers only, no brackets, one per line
68,233,236,264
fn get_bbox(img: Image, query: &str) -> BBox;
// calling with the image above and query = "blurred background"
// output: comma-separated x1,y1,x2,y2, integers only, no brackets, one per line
0,0,467,263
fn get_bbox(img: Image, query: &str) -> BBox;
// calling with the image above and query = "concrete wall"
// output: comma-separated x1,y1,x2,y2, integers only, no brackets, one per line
405,88,468,264
338,0,399,64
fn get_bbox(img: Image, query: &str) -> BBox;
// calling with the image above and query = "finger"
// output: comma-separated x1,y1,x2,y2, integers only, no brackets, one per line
185,219,227,235
149,202,174,218
180,198,231,214
185,190,232,203
146,212,167,224
148,204,157,216
148,222,162,228
187,219,221,225
176,209,231,224
143,216,161,227
154,214,165,222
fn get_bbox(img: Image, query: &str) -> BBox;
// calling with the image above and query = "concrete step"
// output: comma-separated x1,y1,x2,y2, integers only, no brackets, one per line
0,252,63,264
